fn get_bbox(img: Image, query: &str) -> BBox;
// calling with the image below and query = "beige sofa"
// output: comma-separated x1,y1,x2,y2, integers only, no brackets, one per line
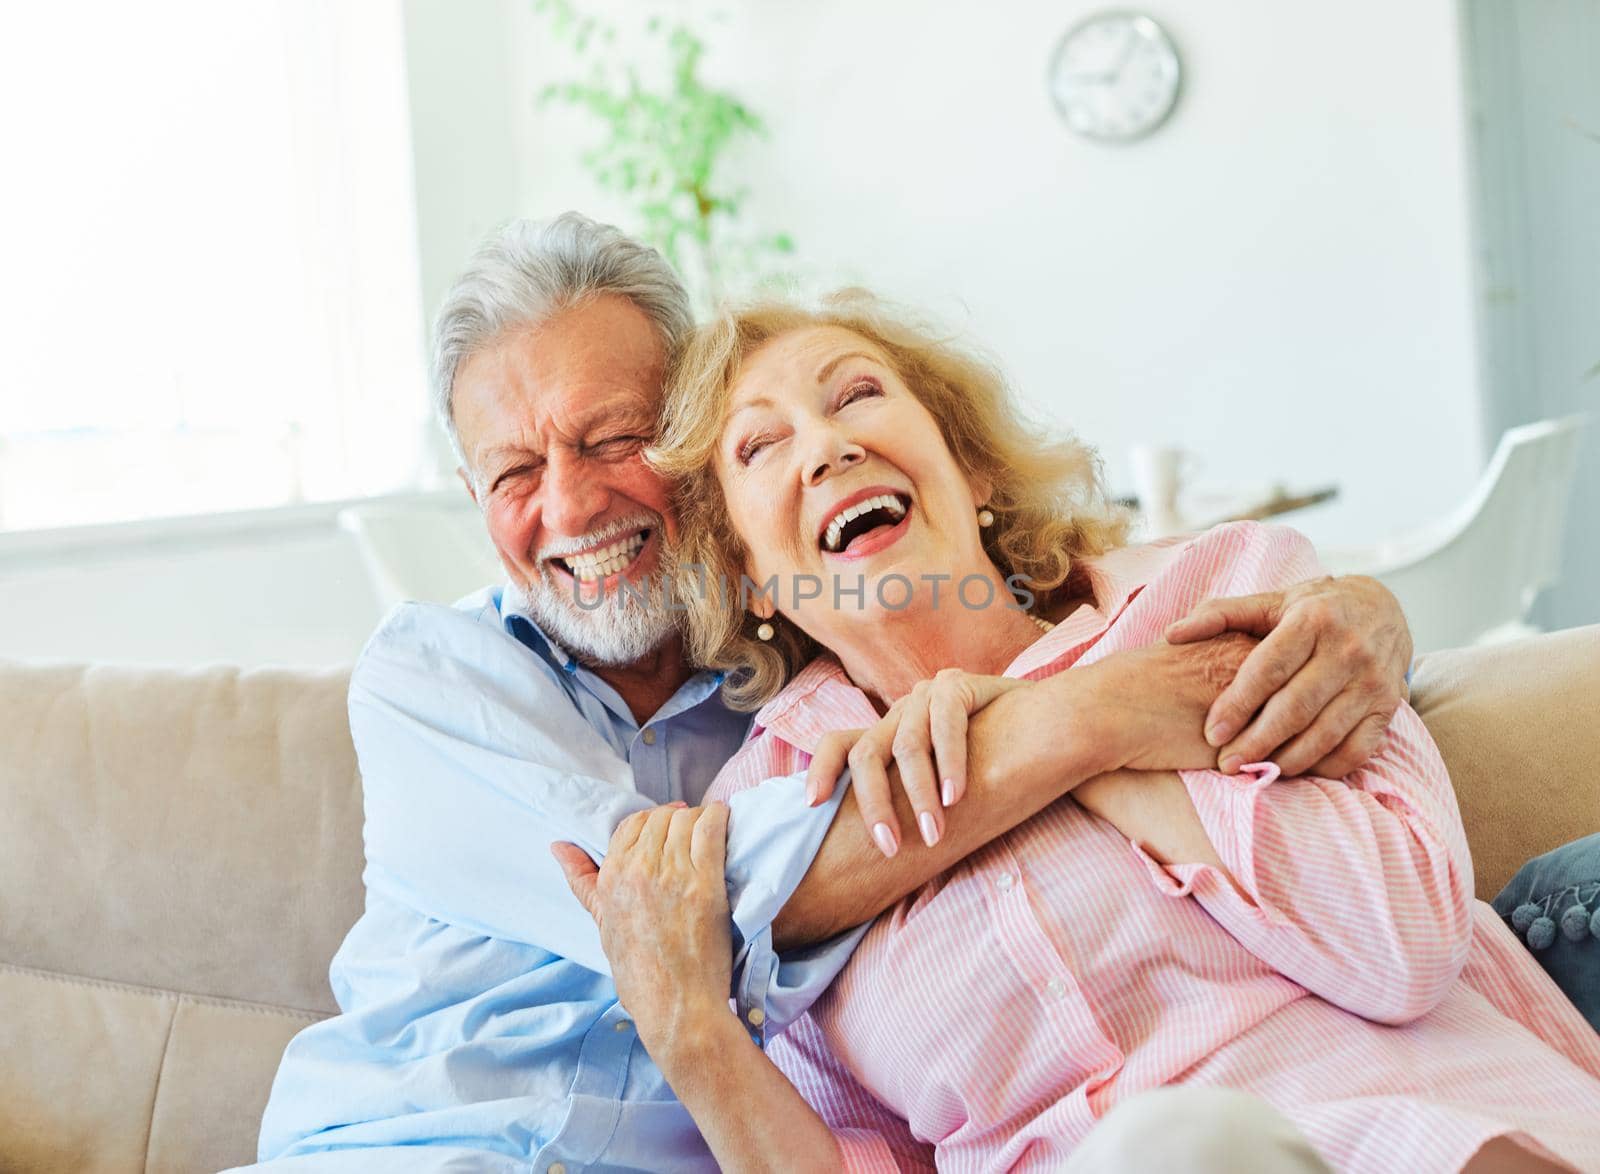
2,627,1597,1173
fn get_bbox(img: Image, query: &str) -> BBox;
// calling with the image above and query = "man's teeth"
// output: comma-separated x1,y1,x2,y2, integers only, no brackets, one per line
823,494,907,553
563,531,647,580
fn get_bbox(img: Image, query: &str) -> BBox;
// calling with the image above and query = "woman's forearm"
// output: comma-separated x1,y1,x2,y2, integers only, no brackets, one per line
773,672,1114,949
772,641,1242,948
1073,769,1231,877
646,1005,843,1173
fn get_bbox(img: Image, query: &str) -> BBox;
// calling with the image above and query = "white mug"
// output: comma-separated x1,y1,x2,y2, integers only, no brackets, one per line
1128,444,1200,536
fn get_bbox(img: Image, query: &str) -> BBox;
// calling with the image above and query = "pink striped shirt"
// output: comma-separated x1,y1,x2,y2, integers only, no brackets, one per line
708,522,1600,1173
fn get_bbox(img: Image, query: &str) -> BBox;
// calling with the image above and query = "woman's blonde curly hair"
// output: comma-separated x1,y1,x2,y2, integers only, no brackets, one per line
648,290,1131,711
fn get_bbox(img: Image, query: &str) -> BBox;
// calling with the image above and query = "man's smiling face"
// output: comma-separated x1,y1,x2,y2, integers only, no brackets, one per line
453,294,682,666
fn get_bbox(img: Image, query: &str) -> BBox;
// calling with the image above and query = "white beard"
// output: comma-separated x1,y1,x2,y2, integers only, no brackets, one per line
514,521,681,667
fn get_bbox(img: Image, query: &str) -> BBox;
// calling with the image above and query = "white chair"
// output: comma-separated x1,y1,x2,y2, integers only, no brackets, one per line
1321,416,1586,654
338,499,504,611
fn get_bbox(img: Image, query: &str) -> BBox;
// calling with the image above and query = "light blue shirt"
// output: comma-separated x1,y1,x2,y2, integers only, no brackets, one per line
241,587,865,1173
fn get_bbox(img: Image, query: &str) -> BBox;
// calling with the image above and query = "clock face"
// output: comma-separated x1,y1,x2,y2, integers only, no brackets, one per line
1049,12,1181,142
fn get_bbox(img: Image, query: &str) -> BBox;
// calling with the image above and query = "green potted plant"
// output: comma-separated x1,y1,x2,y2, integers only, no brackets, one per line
535,0,795,309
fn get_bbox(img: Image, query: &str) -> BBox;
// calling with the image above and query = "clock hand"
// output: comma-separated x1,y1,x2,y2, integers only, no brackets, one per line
1108,28,1139,84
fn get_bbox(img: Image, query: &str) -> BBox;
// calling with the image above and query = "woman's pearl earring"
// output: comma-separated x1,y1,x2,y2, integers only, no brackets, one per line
977,506,995,528
756,621,775,642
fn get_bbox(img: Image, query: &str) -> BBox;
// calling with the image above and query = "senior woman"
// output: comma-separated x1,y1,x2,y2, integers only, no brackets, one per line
569,293,1600,1173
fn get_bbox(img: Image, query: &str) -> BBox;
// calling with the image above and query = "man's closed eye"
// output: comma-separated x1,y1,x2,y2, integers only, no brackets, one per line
585,434,649,459
492,464,541,492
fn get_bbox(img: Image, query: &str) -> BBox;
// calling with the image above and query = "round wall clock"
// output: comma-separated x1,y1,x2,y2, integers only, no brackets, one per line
1048,12,1182,142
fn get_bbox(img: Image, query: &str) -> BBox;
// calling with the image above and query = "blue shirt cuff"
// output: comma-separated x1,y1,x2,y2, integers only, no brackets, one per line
722,771,872,1038
733,920,874,1046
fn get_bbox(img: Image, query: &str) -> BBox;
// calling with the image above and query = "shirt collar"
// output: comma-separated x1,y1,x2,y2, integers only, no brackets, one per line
1004,535,1193,678
497,584,579,674
495,582,729,724
750,656,880,756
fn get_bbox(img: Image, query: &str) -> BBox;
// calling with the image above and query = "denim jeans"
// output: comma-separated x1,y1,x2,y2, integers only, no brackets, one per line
1492,833,1600,1030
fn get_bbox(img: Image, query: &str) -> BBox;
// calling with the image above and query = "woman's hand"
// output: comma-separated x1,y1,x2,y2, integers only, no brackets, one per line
558,807,856,1173
552,803,734,1051
805,670,1028,857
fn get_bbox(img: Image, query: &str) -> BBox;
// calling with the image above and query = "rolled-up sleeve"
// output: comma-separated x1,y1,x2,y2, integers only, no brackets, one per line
1129,706,1474,1022
721,770,872,1037
352,601,856,1029
1114,522,1475,1023
351,603,647,975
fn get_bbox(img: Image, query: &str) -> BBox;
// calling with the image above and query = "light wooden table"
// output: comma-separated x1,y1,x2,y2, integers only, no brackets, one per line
1115,485,1340,529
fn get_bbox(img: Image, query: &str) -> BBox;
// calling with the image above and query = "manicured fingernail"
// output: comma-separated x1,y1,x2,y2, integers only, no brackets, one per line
1207,720,1235,747
941,778,956,807
918,811,940,847
872,822,899,858
1220,755,1243,774
804,781,817,806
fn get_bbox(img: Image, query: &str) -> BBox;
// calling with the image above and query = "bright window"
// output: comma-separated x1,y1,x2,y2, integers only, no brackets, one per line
0,1,429,531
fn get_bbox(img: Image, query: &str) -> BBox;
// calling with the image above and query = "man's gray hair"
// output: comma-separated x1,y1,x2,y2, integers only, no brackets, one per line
432,212,692,463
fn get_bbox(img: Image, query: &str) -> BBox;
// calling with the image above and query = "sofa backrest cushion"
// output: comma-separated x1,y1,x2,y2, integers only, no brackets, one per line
0,660,362,1016
0,625,1594,1172
1409,623,1600,899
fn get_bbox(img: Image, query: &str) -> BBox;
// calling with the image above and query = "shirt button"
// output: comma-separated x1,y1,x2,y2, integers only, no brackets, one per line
548,1164,568,1174
614,1020,631,1032
640,728,657,745
746,1007,766,1027
1046,977,1068,1000
995,872,1015,892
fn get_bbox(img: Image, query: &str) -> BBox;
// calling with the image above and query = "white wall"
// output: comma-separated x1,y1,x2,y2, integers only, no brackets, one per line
1,1,1492,669
0,514,386,668
507,0,1486,550
402,0,526,481
1460,0,1600,631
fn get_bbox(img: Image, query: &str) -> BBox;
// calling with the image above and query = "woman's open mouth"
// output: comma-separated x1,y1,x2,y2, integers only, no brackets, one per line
818,491,912,559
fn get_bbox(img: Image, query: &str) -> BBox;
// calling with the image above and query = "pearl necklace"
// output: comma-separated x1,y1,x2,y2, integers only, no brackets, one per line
1031,613,1056,633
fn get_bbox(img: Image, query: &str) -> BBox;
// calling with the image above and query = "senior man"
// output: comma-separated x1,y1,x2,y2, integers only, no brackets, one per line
247,213,1410,1172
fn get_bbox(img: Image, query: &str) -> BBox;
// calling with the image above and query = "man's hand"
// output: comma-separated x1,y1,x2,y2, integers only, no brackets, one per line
1084,632,1261,772
1164,575,1412,778
552,804,734,1051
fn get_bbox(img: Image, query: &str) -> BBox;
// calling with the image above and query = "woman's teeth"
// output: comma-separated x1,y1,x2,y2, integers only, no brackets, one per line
562,530,647,581
822,494,907,553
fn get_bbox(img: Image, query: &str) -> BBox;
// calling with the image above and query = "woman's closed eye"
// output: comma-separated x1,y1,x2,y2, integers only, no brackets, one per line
736,432,779,466
836,377,883,409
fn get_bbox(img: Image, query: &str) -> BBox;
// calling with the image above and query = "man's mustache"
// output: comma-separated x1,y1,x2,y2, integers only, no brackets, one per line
534,511,665,564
